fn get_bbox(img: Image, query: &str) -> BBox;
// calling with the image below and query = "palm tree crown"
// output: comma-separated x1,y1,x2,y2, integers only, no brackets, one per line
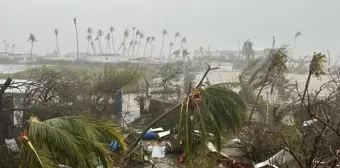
28,34,38,43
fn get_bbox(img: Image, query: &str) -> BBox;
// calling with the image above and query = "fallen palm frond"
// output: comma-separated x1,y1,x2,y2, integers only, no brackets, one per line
19,116,125,168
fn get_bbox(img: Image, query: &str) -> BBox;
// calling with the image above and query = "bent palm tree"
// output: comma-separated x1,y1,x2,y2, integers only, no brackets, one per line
168,42,174,59
19,116,126,168
117,29,129,55
105,33,112,54
169,32,180,57
289,32,302,67
150,36,155,57
28,34,38,57
97,29,104,53
12,44,15,53
54,29,60,56
125,66,247,159
143,36,151,57
132,30,140,56
179,37,187,50
136,33,144,57
73,18,79,62
159,29,167,59
110,26,116,54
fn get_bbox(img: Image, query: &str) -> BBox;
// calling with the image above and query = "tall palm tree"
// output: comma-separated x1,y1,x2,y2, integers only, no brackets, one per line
150,36,155,57
117,29,129,56
136,33,144,57
110,26,116,54
126,40,134,57
95,36,101,53
54,29,60,56
159,29,168,59
169,32,180,57
143,36,151,57
131,27,136,42
86,34,92,54
5,44,9,53
132,30,141,57
19,116,126,168
179,37,187,50
248,47,289,122
97,29,104,54
28,34,38,57
73,18,79,62
105,33,111,54
168,42,174,59
90,41,96,55
125,67,247,158
289,32,302,67
87,28,95,55
12,44,15,53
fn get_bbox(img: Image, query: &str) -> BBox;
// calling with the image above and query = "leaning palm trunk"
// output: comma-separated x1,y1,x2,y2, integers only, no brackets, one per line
168,46,173,58
106,40,111,54
150,44,154,57
112,37,116,54
74,23,79,62
117,38,126,55
247,66,273,122
143,42,148,57
159,35,165,59
30,43,34,57
136,39,142,57
55,36,60,56
87,41,90,54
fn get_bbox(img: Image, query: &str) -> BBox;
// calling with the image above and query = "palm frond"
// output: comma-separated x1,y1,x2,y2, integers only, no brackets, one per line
23,116,125,168
177,85,246,157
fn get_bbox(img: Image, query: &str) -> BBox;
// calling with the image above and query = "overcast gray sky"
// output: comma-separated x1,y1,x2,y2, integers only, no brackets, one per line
1,0,339,59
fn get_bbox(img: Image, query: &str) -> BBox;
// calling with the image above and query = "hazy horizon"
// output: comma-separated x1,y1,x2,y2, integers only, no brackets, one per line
1,0,339,60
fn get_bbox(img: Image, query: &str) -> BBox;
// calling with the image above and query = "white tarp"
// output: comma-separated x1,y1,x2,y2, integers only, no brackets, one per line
151,145,166,158
255,149,294,168
158,130,170,138
149,127,164,132
5,138,19,152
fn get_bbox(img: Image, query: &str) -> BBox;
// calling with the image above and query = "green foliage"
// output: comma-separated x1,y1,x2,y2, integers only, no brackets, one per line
309,52,326,78
178,84,247,157
20,116,125,168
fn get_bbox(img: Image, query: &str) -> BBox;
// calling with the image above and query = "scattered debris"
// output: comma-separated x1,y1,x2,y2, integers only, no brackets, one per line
4,138,19,152
255,148,294,168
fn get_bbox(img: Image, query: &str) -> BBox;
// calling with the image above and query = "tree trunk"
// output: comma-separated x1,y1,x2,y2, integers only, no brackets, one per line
159,35,165,59
99,37,103,54
111,35,116,54
151,44,154,57
298,70,312,121
75,24,79,62
56,36,60,57
30,43,34,58
143,42,148,57
136,38,142,57
87,41,90,54
248,66,273,123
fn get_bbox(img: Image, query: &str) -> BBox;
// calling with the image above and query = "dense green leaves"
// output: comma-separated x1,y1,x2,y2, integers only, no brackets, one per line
20,116,125,168
178,84,247,157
